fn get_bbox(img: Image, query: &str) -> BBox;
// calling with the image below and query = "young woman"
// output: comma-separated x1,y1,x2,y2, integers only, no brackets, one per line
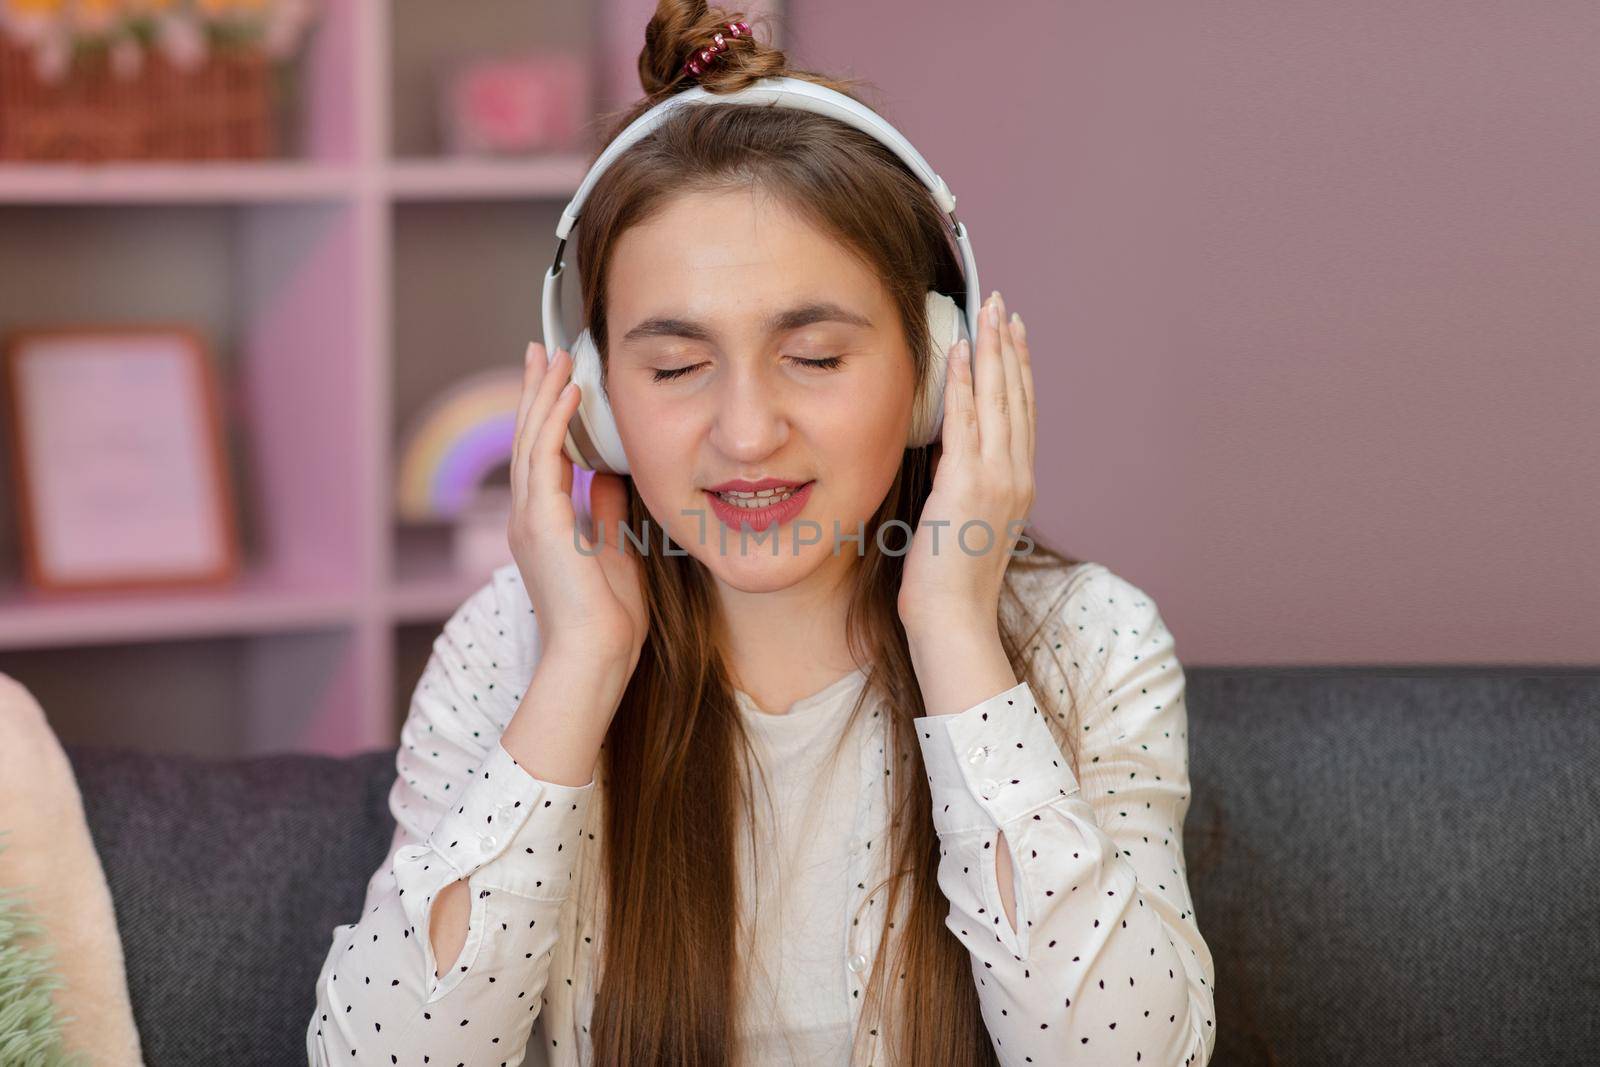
309,4,1215,1064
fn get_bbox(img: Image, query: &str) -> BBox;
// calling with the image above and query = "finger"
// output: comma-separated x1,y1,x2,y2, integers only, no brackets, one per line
525,359,578,507
1012,312,1035,469
528,378,582,524
514,341,547,445
974,292,1010,464
995,296,1028,474
518,346,571,489
942,335,978,458
992,299,1030,470
512,341,547,505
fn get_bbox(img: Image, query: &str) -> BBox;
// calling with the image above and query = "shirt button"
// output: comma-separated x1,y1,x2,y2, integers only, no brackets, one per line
479,833,498,851
847,953,867,973
966,744,989,765
978,778,1001,800
497,802,517,821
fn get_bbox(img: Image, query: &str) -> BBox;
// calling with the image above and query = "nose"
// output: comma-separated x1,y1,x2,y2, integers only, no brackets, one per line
706,362,791,461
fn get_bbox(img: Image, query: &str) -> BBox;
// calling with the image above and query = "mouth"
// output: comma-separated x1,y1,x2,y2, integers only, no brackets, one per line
703,480,816,532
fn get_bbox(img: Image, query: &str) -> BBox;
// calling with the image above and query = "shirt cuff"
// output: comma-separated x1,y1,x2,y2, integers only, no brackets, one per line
425,739,596,900
912,681,1080,836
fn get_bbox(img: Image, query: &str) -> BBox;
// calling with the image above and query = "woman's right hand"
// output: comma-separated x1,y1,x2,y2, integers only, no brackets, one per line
508,341,648,684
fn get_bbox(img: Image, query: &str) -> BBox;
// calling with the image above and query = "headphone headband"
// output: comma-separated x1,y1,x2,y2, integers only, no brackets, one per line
555,78,957,241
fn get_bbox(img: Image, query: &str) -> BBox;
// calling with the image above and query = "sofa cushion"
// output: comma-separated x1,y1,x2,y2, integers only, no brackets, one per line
64,743,397,1066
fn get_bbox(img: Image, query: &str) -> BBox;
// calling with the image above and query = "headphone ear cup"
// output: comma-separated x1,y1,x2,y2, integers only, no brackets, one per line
566,328,630,475
910,290,969,447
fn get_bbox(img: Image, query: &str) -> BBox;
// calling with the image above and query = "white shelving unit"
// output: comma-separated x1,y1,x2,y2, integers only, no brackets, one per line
0,0,657,758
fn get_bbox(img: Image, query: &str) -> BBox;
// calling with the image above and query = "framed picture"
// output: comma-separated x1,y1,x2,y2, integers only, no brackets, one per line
3,324,241,593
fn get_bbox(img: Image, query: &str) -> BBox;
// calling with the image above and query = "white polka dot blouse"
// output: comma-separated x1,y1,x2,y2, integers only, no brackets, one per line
307,559,1217,1065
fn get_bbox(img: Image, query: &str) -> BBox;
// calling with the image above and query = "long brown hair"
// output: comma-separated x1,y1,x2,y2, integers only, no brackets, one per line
573,4,1094,1062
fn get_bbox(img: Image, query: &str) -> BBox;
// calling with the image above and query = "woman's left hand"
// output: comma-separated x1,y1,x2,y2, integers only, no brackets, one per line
897,290,1035,638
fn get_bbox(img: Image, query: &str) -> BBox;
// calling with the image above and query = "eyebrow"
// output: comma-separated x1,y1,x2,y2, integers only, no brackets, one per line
618,300,872,348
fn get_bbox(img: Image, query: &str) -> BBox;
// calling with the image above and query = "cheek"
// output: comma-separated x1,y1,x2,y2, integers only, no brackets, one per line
809,381,908,510
825,369,911,456
607,386,690,510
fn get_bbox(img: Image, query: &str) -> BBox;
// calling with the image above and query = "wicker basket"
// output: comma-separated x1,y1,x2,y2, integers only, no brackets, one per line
0,35,279,162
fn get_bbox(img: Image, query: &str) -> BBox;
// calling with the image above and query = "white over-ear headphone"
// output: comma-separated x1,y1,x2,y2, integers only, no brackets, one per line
541,76,982,475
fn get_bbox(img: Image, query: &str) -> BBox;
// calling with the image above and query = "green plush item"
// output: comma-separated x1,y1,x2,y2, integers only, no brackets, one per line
0,835,90,1067
0,673,144,1065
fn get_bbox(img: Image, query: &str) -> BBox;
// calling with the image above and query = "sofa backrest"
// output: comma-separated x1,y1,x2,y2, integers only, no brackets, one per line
1180,667,1599,1066
65,667,1600,1066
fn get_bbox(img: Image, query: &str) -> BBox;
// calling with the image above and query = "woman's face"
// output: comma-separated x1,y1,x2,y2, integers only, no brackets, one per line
602,186,916,594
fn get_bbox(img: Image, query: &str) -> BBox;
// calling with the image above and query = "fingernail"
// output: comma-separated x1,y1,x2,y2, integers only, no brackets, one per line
525,341,536,363
956,338,970,360
560,380,577,398
986,302,999,328
1011,312,1025,339
995,291,1006,316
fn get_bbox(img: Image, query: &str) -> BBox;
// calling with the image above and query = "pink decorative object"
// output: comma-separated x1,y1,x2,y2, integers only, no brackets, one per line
441,51,590,156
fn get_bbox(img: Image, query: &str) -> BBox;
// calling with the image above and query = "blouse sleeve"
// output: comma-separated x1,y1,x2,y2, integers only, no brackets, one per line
307,563,596,1065
910,563,1216,1066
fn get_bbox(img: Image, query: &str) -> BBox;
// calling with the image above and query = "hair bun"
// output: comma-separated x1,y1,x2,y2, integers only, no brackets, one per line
638,0,785,96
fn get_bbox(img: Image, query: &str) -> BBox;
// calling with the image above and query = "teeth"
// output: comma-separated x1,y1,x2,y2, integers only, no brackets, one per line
722,486,793,498
716,486,799,507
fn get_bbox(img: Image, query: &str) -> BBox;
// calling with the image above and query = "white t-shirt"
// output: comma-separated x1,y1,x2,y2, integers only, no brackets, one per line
733,667,869,1065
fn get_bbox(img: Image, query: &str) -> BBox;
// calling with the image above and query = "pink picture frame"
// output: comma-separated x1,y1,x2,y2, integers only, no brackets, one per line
3,324,242,594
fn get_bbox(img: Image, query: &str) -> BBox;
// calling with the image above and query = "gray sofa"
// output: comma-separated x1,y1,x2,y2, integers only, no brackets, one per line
64,668,1600,1066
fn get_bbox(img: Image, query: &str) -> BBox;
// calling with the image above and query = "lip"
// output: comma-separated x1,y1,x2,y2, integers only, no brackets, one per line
705,476,809,493
705,480,815,533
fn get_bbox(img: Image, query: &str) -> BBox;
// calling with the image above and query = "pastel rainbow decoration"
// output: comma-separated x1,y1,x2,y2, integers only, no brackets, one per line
395,366,525,523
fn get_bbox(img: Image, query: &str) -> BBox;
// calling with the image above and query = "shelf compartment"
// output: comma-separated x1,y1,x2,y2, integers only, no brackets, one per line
387,198,556,625
390,0,598,161
0,201,368,609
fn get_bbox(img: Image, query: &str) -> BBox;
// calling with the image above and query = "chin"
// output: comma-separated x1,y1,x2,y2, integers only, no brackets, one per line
694,541,829,591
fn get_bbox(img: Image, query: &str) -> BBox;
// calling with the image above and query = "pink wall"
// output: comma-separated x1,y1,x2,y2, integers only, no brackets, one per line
789,1,1598,666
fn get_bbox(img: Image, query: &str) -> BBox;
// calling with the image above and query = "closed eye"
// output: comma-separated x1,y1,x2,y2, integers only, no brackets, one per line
650,354,847,383
792,354,846,371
